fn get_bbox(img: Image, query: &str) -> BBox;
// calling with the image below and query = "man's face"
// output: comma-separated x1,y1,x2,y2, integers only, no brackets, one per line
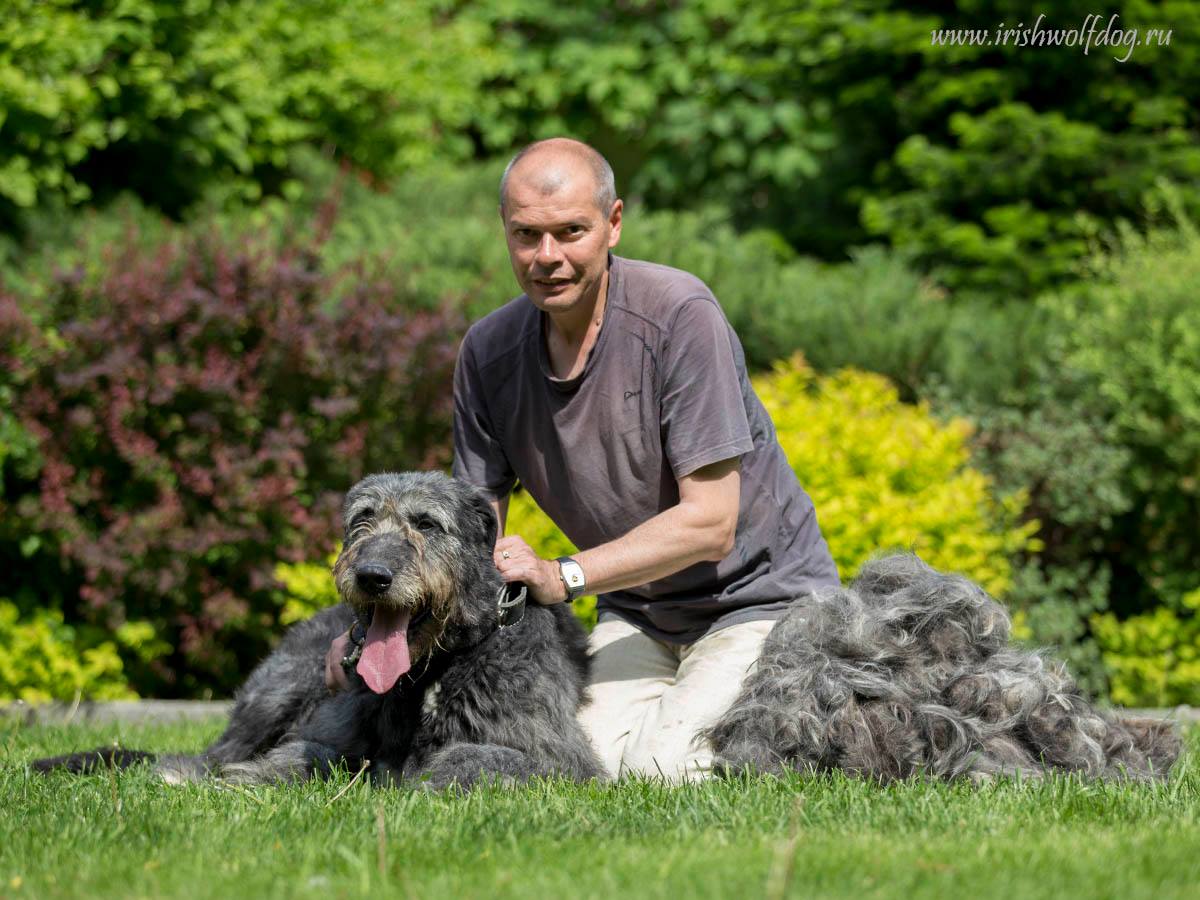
500,166,622,316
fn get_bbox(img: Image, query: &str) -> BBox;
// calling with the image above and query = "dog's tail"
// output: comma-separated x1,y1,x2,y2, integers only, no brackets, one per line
31,748,211,782
30,747,158,774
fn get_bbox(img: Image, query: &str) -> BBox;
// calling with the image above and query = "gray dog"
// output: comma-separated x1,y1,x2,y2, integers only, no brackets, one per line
34,471,603,788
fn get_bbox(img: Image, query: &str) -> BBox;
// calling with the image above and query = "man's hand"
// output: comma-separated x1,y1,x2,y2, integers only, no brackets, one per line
325,629,352,693
494,535,568,606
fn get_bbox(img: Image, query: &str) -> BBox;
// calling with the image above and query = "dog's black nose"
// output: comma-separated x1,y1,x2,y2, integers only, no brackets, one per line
356,564,394,595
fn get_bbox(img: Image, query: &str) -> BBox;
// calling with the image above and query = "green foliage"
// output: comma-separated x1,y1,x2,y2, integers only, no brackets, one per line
753,356,1037,595
1093,588,1200,707
9,0,1199,299
946,211,1200,697
0,600,146,702
1046,211,1200,610
946,373,1136,698
274,552,341,627
0,0,493,227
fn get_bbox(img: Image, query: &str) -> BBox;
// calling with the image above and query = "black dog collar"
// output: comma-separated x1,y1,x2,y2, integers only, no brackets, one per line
497,582,527,628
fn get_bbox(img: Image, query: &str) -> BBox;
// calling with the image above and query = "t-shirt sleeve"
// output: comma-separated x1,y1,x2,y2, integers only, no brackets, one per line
659,297,755,478
452,333,517,501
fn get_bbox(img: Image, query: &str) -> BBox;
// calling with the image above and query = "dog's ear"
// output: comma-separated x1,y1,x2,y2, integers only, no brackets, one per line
466,489,499,551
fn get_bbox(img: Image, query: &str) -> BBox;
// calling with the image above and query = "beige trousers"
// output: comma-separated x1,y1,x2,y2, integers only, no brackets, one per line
577,614,775,783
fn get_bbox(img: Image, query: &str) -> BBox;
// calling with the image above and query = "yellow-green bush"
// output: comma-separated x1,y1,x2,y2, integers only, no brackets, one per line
0,601,143,702
274,552,341,626
501,357,1037,616
754,355,1039,595
1091,588,1200,707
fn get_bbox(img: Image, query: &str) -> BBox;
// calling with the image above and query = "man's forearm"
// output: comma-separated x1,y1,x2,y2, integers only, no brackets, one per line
571,490,736,597
491,458,740,606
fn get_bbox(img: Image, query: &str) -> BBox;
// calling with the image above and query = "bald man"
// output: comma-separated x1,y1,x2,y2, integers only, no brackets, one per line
449,138,840,782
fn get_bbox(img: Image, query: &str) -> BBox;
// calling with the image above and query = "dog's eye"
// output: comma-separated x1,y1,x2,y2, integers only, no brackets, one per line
414,514,440,533
351,509,374,527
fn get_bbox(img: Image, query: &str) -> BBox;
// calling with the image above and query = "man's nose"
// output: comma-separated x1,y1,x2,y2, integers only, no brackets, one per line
535,233,563,266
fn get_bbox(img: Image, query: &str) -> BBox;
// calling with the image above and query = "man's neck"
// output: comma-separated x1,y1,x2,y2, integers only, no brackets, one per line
543,267,610,380
546,267,609,348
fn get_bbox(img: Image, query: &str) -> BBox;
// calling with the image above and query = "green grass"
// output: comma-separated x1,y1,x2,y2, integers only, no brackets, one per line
2,719,1198,899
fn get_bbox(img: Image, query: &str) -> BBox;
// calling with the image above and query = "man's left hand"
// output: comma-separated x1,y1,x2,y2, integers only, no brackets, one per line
494,535,568,606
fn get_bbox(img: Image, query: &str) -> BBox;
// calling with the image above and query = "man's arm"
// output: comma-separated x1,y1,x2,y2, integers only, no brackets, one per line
493,457,739,605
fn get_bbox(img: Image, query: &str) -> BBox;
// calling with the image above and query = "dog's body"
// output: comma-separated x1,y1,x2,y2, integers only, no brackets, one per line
34,472,603,788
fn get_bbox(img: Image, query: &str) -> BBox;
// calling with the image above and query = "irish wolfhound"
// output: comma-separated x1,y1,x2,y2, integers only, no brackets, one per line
34,471,603,788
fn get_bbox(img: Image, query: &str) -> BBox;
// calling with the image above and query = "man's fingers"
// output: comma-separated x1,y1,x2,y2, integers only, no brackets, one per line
494,536,536,567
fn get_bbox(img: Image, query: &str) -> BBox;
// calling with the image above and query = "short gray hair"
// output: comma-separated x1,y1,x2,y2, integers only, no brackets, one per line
499,139,617,215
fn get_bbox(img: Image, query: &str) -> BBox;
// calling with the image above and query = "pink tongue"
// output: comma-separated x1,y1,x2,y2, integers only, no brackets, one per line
357,606,412,694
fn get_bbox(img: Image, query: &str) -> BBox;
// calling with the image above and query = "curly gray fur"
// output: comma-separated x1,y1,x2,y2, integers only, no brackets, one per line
703,554,1182,782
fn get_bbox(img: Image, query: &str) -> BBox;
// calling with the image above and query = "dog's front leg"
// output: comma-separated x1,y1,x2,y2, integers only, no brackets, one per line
220,739,354,783
221,689,382,784
405,742,543,791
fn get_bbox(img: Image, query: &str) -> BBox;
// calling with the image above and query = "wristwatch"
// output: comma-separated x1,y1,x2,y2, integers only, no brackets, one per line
555,556,587,603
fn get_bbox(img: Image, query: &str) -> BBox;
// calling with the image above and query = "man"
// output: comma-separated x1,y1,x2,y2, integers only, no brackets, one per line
450,138,840,781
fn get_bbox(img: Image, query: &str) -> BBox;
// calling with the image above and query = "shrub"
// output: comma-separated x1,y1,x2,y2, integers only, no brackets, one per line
0,0,492,228
944,371,1135,698
5,151,962,394
1092,587,1200,708
273,552,340,628
467,0,1200,296
1046,214,1200,612
0,220,463,697
754,356,1038,595
0,600,139,702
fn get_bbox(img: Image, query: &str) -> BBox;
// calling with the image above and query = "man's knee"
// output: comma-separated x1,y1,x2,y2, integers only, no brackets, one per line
618,618,777,782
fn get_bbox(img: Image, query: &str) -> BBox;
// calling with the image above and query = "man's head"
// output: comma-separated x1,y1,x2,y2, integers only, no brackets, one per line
499,138,622,316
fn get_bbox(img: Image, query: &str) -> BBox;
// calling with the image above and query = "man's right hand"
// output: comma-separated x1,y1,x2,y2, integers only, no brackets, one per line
325,629,352,694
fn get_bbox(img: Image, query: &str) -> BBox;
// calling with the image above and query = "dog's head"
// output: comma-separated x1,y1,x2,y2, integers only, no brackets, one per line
332,471,499,693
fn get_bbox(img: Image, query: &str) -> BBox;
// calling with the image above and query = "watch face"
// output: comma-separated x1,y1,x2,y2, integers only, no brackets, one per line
559,559,585,597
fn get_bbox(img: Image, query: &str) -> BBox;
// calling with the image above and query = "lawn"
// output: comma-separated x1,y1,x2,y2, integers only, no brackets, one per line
2,718,1198,900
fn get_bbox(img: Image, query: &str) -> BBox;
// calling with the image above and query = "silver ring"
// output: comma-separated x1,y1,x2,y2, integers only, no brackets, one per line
501,550,510,559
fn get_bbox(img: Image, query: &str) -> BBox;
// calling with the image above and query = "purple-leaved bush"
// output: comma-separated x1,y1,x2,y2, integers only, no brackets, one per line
0,222,463,696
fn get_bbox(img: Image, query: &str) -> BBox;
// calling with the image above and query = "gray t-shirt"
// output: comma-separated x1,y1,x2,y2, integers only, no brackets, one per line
452,253,839,644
